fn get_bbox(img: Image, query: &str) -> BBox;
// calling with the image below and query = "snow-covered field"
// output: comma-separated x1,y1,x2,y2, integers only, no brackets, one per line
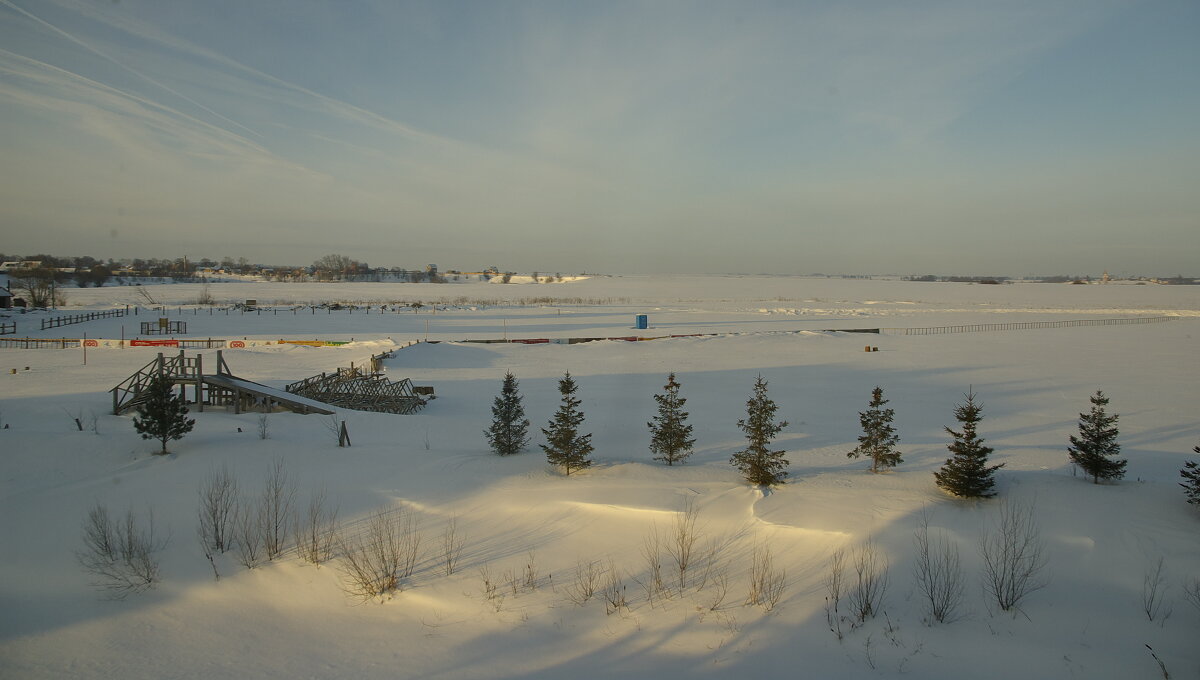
2,276,1198,679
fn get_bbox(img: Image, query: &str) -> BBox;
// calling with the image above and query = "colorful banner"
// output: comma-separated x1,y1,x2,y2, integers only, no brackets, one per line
276,339,351,347
223,339,276,348
77,338,279,348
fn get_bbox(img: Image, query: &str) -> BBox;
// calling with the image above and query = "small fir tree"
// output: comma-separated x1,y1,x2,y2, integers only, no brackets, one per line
934,390,1003,498
1067,390,1126,484
847,386,902,473
730,375,790,487
132,376,195,455
540,371,594,475
648,373,695,466
1178,442,1200,506
484,371,530,456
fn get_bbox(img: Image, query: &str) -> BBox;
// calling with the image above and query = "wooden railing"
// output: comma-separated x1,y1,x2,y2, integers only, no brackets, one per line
40,308,127,330
890,316,1178,335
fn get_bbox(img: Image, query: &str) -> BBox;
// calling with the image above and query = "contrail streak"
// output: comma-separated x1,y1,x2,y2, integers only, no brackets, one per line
0,0,262,139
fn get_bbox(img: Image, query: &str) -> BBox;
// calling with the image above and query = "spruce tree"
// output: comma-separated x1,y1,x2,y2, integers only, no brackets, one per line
1067,390,1125,484
132,375,195,455
1178,442,1200,506
484,371,530,456
540,371,594,475
934,390,1003,498
730,375,790,487
847,386,902,473
648,373,695,466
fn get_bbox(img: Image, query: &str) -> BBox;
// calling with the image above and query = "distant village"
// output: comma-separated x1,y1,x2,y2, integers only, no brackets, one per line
0,255,560,284
0,253,589,310
0,251,1195,312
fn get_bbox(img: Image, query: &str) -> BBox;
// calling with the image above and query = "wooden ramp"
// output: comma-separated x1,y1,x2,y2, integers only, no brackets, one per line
111,350,334,415
285,365,426,415
202,374,335,415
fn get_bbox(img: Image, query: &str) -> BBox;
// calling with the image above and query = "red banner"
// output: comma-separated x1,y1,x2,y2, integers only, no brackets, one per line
130,339,179,347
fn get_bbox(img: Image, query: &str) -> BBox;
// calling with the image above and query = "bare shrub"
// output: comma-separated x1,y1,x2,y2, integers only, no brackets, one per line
502,567,520,596
324,416,351,447
440,516,463,576
848,540,889,623
666,498,701,593
636,525,668,604
693,531,736,597
338,507,421,601
257,414,270,440
62,406,84,431
260,458,296,561
1142,556,1171,623
397,510,422,578
197,464,238,554
601,559,628,614
1146,644,1170,680
77,504,165,598
825,547,847,639
196,282,215,305
746,541,786,611
565,558,603,605
1182,577,1200,612
478,564,504,611
233,496,264,569
479,564,499,601
913,510,965,624
703,565,731,612
980,500,1047,614
523,551,540,590
294,488,339,567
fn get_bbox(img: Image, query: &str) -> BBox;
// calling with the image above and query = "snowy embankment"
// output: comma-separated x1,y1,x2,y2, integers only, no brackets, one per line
1,276,1198,679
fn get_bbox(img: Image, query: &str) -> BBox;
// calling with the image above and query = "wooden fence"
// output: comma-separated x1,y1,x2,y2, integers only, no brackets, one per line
0,337,80,349
888,316,1178,336
0,321,15,336
40,308,127,330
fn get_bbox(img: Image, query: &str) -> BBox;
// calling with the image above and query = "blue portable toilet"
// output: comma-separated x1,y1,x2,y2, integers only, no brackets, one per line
635,314,648,330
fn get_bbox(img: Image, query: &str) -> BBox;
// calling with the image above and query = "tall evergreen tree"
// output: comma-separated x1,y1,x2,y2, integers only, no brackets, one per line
1067,390,1126,484
934,390,1003,498
132,376,195,455
484,371,530,456
730,375,790,486
1178,442,1199,506
540,371,594,475
648,373,695,466
847,386,902,473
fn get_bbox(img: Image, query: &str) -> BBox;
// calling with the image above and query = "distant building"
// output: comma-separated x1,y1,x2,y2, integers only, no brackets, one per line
0,274,12,309
0,261,42,272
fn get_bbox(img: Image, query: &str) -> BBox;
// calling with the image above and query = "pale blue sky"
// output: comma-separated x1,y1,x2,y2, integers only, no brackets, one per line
1,0,1196,275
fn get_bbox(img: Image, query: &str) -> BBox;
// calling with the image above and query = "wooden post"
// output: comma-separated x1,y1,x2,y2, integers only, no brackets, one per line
196,353,204,412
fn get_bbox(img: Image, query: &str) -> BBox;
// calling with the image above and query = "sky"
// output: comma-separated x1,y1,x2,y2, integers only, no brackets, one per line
0,0,1197,276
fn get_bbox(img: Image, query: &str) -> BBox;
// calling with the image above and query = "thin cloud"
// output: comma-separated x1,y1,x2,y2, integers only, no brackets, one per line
0,0,264,140
36,0,459,148
0,48,310,173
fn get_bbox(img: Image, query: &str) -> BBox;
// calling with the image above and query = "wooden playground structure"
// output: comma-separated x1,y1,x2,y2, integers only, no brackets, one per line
110,350,428,416
284,355,427,415
111,350,337,416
